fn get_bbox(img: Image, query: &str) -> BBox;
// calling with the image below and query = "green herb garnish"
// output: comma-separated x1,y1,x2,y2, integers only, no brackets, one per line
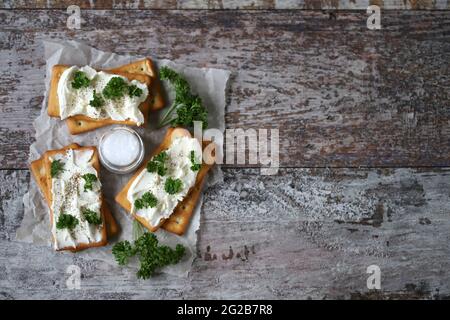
128,84,143,98
89,90,104,109
56,213,79,230
71,71,90,89
50,159,64,178
81,173,97,192
82,208,102,225
112,229,185,279
164,177,183,195
134,192,158,210
190,150,201,171
158,66,208,129
102,77,128,100
146,151,168,176
112,240,135,265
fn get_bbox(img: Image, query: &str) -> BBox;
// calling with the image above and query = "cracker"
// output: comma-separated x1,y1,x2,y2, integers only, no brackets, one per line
64,59,165,134
48,65,153,135
30,144,119,239
115,127,215,235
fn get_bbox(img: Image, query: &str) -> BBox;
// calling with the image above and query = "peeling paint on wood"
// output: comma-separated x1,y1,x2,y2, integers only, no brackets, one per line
1,168,450,299
1,0,449,10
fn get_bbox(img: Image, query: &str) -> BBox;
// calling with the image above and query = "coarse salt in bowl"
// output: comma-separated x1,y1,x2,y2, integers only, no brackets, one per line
99,127,144,174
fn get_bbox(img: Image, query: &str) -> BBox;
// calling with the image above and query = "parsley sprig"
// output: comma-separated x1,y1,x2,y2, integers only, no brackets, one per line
71,71,90,89
112,220,185,279
56,213,79,230
50,159,64,178
81,173,97,192
82,208,102,225
134,192,158,210
158,66,208,129
190,150,201,171
164,177,183,195
146,151,168,176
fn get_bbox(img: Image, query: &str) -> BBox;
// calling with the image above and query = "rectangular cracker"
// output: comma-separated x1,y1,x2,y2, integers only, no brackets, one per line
115,127,214,235
48,65,153,135
108,58,165,111
31,144,107,251
30,144,119,238
63,59,166,134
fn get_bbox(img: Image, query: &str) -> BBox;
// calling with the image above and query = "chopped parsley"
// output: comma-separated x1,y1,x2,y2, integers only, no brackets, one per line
164,177,183,195
134,192,158,210
81,173,97,192
102,77,128,100
71,71,90,89
82,208,102,225
128,84,143,98
112,230,185,279
50,159,64,178
146,151,168,176
158,66,208,129
56,213,79,230
190,150,201,171
89,90,104,109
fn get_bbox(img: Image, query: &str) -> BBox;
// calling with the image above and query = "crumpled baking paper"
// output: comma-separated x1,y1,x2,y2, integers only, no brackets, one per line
16,39,230,277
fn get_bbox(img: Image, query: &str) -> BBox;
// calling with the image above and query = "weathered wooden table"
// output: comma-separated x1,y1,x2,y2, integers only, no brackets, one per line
1,1,449,300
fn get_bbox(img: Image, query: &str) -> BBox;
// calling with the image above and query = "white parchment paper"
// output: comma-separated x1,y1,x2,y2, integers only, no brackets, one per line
16,40,230,277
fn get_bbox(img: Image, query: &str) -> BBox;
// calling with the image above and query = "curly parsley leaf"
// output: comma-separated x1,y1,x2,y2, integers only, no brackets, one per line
112,240,135,265
154,151,168,163
82,208,102,225
128,84,143,98
164,177,183,195
50,159,64,178
112,223,185,279
190,150,201,171
134,192,158,210
146,151,168,176
56,213,79,230
158,66,208,129
81,173,97,192
102,77,128,100
135,234,185,279
89,90,104,109
71,71,90,89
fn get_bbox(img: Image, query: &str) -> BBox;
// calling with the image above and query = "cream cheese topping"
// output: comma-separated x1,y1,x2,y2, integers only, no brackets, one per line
57,66,148,124
50,149,103,250
127,136,202,227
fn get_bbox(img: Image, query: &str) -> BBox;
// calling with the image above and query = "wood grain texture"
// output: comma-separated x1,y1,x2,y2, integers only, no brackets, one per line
1,168,450,299
1,7,449,300
0,10,449,169
1,0,449,10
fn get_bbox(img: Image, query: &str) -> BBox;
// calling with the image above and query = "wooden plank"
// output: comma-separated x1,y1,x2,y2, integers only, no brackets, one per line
1,168,450,299
1,0,449,10
0,10,449,169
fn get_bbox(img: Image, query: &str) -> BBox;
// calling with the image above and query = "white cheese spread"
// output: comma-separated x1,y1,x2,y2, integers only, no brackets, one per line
127,136,202,227
50,148,103,250
57,66,148,125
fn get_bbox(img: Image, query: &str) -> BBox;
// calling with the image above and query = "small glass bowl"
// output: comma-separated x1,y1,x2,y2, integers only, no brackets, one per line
98,127,144,174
